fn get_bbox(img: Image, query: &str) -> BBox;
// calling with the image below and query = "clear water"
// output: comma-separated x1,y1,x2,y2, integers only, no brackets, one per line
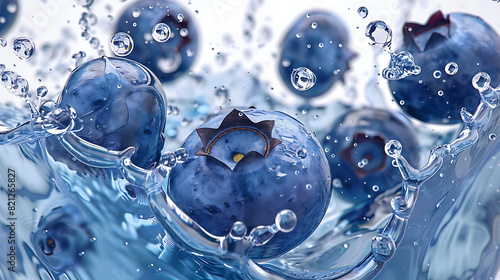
0,0,499,280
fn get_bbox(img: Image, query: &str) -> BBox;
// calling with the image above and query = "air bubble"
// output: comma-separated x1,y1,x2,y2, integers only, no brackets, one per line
275,209,297,233
358,158,369,168
291,67,316,91
110,32,134,56
296,148,307,159
445,62,458,75
13,38,35,60
433,70,442,79
152,23,171,43
179,28,189,37
385,140,402,158
357,7,368,18
472,72,491,91
437,90,444,96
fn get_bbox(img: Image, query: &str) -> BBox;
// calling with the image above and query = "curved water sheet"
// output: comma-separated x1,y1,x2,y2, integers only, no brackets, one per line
376,102,500,279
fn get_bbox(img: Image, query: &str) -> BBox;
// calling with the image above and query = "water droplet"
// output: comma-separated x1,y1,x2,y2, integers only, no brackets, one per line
295,33,302,38
275,209,296,232
365,20,392,49
358,158,369,168
6,2,17,13
472,72,491,91
433,70,442,79
371,234,396,262
437,90,444,96
177,14,184,22
160,152,177,168
9,77,29,98
357,6,368,18
332,178,342,188
399,100,405,105
152,23,171,43
290,67,316,91
89,37,100,49
37,86,48,97
0,37,6,47
296,148,307,159
13,38,35,60
489,133,497,141
110,32,134,56
32,208,38,212
132,9,141,18
385,140,402,158
306,184,312,190
1,70,18,89
372,185,379,192
174,148,188,163
391,196,408,215
179,28,189,37
229,221,247,240
445,62,458,75
311,22,318,29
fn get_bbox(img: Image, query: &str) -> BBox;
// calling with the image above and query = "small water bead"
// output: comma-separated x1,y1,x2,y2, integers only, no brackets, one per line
13,38,35,60
371,234,396,262
10,77,29,98
275,209,297,233
6,2,17,13
358,158,369,168
311,22,318,29
472,72,491,91
1,70,18,88
445,62,458,75
437,90,444,96
357,6,368,18
332,178,342,188
179,28,189,37
0,37,6,47
177,14,184,22
399,100,405,105
291,67,316,91
385,140,402,158
174,148,188,163
37,86,48,97
152,23,171,43
391,196,408,216
229,221,247,240
110,32,134,56
365,20,392,49
433,70,442,79
132,9,141,18
296,148,307,159
372,185,379,192
489,133,497,141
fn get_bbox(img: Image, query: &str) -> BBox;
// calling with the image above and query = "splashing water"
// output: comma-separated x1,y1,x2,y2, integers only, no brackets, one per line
365,21,421,80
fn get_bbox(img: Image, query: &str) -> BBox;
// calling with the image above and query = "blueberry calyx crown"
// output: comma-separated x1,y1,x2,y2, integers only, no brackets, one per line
195,109,282,170
403,10,451,52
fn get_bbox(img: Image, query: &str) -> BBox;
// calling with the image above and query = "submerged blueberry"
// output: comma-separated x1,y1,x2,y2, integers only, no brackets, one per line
389,11,500,124
0,0,18,36
168,109,332,260
46,56,167,177
279,11,354,98
323,108,419,203
31,205,93,271
115,0,198,82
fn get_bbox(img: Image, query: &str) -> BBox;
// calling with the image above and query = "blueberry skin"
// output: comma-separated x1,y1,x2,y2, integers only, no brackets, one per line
0,0,18,36
323,108,419,203
46,56,167,177
31,205,93,271
279,11,354,98
389,11,500,124
115,0,198,83
168,109,332,261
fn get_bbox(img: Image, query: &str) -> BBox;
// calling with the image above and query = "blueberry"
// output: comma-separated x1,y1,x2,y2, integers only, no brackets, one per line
31,205,93,271
0,0,18,36
389,11,500,124
115,0,198,83
168,109,332,260
279,11,355,98
45,56,167,177
323,108,419,203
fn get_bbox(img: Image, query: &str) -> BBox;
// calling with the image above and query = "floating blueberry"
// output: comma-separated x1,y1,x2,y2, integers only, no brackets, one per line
323,108,419,203
279,11,355,98
45,56,167,177
388,11,500,124
115,0,198,83
0,0,18,36
168,109,332,260
31,205,93,271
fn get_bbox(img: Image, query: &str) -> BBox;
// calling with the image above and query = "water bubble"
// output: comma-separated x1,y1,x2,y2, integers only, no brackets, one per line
1,70,18,89
295,33,302,38
160,152,177,168
275,209,297,233
229,221,247,240
6,2,17,13
372,185,379,192
10,77,29,98
311,22,318,29
391,196,408,216
89,37,100,49
472,72,491,91
358,158,369,168
291,67,316,91
357,6,368,18
13,38,35,60
332,178,342,188
179,28,189,37
445,62,458,75
433,70,442,79
489,133,497,141
37,86,48,97
371,234,396,262
385,140,402,158
437,90,444,96
32,208,37,212
132,9,141,18
296,148,307,159
174,148,188,163
152,23,171,43
0,37,6,47
177,14,184,22
365,20,392,49
306,184,312,190
110,32,134,56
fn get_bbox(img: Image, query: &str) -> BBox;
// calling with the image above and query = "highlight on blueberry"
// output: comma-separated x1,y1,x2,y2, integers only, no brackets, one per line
168,108,332,260
323,108,420,203
115,0,198,83
45,56,167,178
388,11,500,124
279,11,355,98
